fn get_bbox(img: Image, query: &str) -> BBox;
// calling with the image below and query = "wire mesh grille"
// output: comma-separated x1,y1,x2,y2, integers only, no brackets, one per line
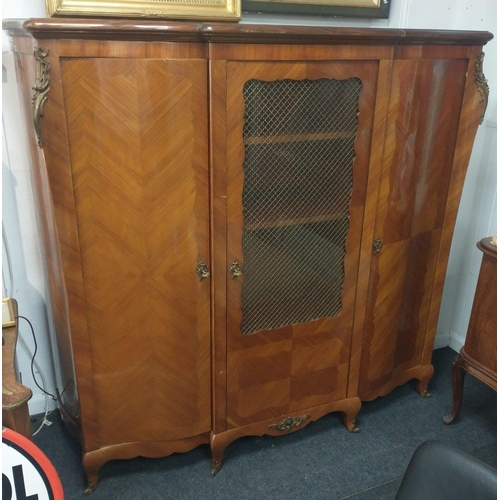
240,78,362,335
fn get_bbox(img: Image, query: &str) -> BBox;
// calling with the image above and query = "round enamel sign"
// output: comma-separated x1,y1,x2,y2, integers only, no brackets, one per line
2,427,64,500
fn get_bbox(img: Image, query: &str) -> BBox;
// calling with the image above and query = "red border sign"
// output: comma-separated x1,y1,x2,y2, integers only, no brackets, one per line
2,427,64,500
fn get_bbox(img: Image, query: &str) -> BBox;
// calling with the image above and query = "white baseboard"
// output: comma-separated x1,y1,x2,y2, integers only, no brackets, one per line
447,331,465,354
433,331,451,350
27,393,58,416
433,331,464,353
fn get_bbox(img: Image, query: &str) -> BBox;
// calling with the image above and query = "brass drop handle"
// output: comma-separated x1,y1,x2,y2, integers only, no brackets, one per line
373,238,383,255
229,260,242,279
196,261,210,281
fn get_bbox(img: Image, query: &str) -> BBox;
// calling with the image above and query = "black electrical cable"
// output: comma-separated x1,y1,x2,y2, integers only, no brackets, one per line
16,315,57,401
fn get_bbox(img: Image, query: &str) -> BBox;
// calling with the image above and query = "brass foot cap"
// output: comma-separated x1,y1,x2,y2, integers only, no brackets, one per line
84,480,96,496
349,421,360,433
211,460,221,477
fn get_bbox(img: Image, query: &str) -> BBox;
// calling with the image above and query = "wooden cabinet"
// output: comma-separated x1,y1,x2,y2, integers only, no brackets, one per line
3,299,33,440
4,19,491,491
444,237,497,424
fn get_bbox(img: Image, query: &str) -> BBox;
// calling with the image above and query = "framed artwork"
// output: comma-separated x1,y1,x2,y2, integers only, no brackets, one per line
46,0,241,21
242,0,391,18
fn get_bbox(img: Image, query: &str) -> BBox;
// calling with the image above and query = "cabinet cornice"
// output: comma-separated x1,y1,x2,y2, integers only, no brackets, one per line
3,18,493,46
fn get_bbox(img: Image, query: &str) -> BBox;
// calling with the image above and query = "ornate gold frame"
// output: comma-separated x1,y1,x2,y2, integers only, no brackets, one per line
2,298,16,329
243,0,390,18
46,0,241,21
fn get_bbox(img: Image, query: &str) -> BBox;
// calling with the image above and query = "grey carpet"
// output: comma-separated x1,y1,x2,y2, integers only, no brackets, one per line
31,347,496,499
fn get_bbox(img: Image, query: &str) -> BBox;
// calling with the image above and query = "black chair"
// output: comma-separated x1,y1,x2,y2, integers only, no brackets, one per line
395,440,496,500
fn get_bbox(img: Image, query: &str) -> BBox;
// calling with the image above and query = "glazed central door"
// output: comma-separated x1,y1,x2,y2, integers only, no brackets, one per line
60,58,211,446
224,61,379,429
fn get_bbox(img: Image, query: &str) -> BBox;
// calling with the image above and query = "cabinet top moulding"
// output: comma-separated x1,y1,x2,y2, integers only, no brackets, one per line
3,19,493,46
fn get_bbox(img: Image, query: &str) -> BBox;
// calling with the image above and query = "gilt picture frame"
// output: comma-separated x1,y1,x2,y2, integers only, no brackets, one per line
46,0,241,21
242,0,390,18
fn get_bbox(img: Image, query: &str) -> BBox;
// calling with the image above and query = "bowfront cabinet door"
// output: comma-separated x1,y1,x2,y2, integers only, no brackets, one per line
212,59,381,434
56,55,211,451
358,49,483,401
61,59,210,446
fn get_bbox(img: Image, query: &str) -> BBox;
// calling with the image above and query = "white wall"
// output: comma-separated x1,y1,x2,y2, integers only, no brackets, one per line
3,0,58,415
2,0,496,415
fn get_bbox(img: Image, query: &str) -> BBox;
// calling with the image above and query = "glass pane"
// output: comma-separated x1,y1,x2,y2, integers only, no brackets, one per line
240,78,362,335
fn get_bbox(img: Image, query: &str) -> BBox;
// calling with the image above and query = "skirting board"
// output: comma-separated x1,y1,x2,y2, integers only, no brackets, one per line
28,394,58,416
434,330,463,353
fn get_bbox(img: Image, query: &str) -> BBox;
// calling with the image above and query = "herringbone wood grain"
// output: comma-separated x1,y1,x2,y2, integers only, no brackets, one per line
61,58,211,445
359,57,470,401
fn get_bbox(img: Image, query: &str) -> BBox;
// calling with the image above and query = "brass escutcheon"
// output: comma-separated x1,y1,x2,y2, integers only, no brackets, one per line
196,261,210,281
372,238,383,255
229,260,242,279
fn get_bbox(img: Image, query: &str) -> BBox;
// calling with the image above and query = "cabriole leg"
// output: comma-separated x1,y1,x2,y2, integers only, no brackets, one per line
443,354,466,424
210,432,227,477
82,453,102,495
416,365,434,398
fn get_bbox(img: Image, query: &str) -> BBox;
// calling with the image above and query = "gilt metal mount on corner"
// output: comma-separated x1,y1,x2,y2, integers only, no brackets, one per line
269,415,310,432
32,47,51,148
474,51,489,125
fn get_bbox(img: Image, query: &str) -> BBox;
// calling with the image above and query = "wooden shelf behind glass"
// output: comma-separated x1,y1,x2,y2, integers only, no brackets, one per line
244,205,346,230
244,131,356,146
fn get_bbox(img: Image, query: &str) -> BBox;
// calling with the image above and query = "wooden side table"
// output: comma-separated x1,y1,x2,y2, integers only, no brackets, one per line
2,299,33,439
444,237,497,424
